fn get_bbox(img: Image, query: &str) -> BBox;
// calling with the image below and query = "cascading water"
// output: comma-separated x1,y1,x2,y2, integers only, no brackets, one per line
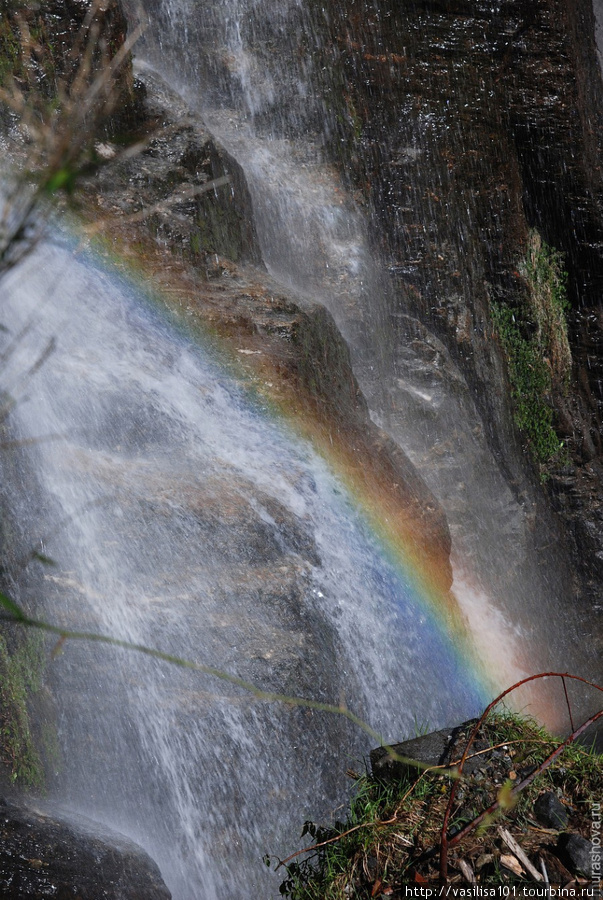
2,0,600,897
128,0,591,701
0,237,485,898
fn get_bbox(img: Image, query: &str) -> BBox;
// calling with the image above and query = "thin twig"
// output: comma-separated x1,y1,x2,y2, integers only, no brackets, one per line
562,676,575,733
445,708,603,854
540,857,551,899
82,175,232,233
0,596,440,772
499,826,542,882
439,673,603,883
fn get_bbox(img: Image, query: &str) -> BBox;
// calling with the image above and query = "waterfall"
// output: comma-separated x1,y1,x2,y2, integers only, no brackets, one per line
0,237,484,898
1,1,599,897
130,0,590,702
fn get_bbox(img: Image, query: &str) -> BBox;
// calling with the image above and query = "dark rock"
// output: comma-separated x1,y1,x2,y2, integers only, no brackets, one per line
370,720,489,782
93,67,261,266
371,727,454,781
314,0,603,686
0,799,171,899
534,792,569,830
0,0,140,132
557,832,594,877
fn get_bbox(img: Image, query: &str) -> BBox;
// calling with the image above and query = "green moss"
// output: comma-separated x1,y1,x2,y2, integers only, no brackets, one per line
0,628,46,788
491,230,571,469
0,15,24,87
491,302,562,465
0,6,59,97
522,231,571,389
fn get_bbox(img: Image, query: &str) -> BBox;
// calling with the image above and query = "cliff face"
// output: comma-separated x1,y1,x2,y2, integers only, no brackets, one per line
319,0,603,440
0,0,599,679
85,71,455,598
314,0,603,652
80,0,603,674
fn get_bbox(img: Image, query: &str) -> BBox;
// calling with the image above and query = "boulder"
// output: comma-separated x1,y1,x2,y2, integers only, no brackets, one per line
557,832,595,878
370,720,490,782
0,798,171,899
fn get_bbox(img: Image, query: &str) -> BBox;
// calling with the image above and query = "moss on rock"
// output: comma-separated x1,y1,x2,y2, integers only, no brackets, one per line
0,628,45,789
491,230,571,469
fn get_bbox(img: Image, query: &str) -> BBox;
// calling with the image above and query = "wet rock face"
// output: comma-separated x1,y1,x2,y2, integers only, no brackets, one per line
317,0,603,649
322,0,603,447
0,0,139,131
0,799,171,899
87,69,455,594
92,68,261,267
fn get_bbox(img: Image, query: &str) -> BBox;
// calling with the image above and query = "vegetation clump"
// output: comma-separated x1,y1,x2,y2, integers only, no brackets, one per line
270,712,601,896
491,230,571,468
0,628,46,788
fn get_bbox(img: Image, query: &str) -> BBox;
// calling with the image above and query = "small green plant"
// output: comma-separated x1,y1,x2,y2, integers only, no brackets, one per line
523,231,572,387
491,300,563,465
492,231,572,469
413,714,431,737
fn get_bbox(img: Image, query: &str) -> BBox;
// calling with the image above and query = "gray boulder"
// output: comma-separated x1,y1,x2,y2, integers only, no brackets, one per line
0,798,171,899
557,833,595,878
370,721,488,782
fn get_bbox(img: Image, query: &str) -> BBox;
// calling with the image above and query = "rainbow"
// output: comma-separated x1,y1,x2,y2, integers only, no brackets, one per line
73,218,566,730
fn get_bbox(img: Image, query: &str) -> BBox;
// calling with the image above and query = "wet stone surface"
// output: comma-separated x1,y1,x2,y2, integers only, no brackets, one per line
0,798,172,899
312,0,603,690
